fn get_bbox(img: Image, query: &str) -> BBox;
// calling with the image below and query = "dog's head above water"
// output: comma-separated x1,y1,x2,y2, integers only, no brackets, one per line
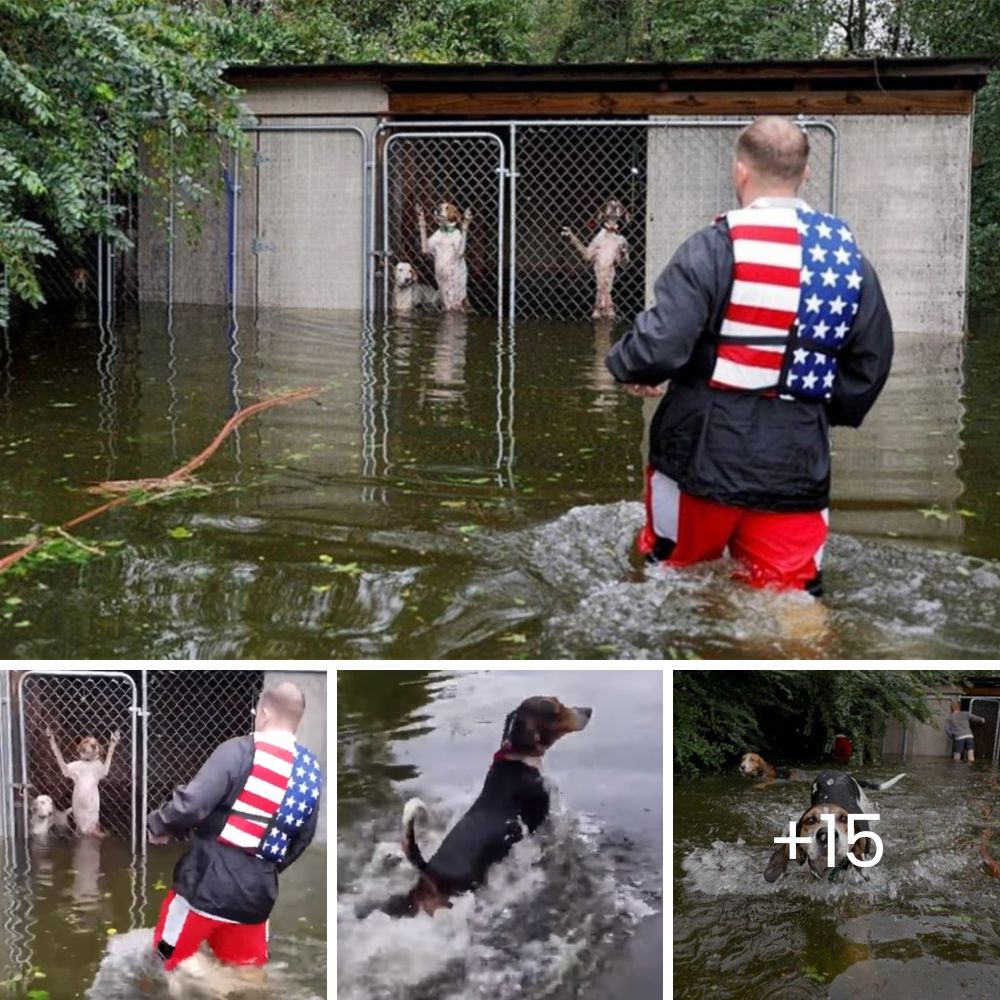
500,696,592,758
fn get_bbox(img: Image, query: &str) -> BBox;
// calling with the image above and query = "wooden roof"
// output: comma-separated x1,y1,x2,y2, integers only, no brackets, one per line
225,57,993,116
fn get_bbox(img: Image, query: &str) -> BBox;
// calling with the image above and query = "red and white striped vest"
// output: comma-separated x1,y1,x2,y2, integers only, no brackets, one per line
710,203,863,402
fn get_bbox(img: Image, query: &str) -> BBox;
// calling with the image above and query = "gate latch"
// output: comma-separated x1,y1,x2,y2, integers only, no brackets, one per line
251,239,276,254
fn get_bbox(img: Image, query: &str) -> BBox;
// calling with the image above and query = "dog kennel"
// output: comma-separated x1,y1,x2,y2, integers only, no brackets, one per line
0,668,264,855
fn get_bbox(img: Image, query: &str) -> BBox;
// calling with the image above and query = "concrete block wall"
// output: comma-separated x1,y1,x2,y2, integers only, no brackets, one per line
139,82,386,311
883,695,959,757
644,114,971,336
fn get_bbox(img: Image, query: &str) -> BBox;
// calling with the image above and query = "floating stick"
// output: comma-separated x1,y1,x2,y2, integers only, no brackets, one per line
0,386,320,576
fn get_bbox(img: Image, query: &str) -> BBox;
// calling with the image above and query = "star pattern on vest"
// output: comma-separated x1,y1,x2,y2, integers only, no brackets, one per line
261,745,323,861
789,209,864,401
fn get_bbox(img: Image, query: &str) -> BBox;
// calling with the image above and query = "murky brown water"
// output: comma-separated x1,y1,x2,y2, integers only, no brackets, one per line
0,836,326,998
674,758,1000,999
337,668,662,1000
0,305,998,658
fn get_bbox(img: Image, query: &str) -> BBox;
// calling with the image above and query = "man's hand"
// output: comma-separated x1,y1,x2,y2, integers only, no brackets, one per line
623,382,665,398
147,829,171,845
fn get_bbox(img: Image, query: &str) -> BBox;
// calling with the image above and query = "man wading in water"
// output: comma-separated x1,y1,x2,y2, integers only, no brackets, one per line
606,116,893,598
147,682,323,991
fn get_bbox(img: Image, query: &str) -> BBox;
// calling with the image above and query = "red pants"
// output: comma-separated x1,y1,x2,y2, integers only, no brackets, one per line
639,469,827,594
153,890,268,971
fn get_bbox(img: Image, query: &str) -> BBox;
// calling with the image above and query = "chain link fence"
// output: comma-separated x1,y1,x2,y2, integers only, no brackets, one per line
381,132,504,317
143,669,263,821
17,671,137,844
512,120,836,321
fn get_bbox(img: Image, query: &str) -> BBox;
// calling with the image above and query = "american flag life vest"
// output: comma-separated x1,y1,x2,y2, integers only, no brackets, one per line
709,205,864,402
217,735,323,863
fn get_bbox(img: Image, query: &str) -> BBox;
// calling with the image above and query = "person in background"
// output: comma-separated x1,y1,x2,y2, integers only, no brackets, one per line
605,116,893,597
831,732,853,765
944,701,985,763
147,682,323,986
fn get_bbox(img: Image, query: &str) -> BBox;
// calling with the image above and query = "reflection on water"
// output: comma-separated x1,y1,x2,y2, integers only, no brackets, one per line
0,306,998,658
674,759,1000,1000
0,836,326,998
337,669,662,1000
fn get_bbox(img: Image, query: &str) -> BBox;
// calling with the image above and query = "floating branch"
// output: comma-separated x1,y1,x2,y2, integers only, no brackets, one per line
0,387,320,576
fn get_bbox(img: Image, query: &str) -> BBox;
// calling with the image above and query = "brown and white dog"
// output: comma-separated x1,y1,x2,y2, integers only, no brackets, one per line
392,261,440,313
418,202,472,312
374,696,592,918
739,752,797,782
763,770,906,882
46,725,120,836
562,198,631,319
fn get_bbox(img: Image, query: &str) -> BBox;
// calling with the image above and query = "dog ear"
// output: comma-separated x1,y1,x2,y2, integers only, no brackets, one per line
763,842,790,882
505,710,540,754
851,830,871,862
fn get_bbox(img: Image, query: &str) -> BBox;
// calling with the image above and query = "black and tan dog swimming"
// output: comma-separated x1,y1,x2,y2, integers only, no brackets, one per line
379,696,592,918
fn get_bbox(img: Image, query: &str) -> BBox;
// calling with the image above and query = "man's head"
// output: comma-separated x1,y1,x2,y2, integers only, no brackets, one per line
732,116,810,206
951,701,961,713
255,681,306,733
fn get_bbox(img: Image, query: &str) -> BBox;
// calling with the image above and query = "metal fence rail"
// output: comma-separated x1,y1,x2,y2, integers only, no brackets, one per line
142,669,263,830
17,671,138,849
380,131,505,319
369,117,838,323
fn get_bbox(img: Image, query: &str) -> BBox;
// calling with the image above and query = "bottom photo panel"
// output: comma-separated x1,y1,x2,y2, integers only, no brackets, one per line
673,668,1000,1000
337,667,664,999
0,666,327,999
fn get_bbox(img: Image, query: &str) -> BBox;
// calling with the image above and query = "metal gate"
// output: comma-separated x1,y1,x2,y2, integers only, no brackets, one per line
142,669,263,827
370,118,838,323
379,131,506,319
970,697,1000,762
16,671,138,849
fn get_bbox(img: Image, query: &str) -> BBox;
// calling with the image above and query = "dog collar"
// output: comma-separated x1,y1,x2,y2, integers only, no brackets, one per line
438,223,458,232
827,858,851,882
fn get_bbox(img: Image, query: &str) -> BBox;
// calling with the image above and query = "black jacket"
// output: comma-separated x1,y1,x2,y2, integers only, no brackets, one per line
606,219,893,510
147,734,320,924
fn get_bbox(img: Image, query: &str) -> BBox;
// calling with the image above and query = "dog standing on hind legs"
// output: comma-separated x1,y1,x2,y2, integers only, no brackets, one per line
376,696,593,918
417,201,473,312
562,198,631,319
46,723,120,836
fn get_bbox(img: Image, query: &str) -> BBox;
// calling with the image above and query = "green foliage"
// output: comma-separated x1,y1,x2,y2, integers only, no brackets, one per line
2,0,999,318
674,669,959,776
0,0,247,323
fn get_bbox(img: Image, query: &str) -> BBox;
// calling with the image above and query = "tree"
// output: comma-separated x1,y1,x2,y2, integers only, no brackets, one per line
674,669,961,776
0,0,247,324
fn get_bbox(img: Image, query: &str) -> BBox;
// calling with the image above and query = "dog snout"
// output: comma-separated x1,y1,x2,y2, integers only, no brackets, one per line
571,706,593,730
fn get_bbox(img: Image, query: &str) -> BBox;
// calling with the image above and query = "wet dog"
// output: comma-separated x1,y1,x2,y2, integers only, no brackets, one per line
562,198,631,319
417,201,472,312
46,724,120,836
392,261,440,313
378,696,592,917
738,751,812,782
28,793,74,839
763,770,906,882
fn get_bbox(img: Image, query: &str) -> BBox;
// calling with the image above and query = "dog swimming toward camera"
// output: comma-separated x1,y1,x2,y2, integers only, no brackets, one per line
373,696,592,918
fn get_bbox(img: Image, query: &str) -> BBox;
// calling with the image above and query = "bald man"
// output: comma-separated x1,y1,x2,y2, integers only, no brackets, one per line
607,116,893,596
147,682,323,984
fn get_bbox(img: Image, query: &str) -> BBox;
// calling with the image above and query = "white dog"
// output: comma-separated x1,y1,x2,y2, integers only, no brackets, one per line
562,198,631,319
27,792,74,840
392,261,440,313
417,202,472,312
47,724,120,836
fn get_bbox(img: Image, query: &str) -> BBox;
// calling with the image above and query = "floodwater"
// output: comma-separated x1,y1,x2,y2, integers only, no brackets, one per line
0,305,998,658
674,758,1000,999
0,835,326,998
337,669,663,1000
